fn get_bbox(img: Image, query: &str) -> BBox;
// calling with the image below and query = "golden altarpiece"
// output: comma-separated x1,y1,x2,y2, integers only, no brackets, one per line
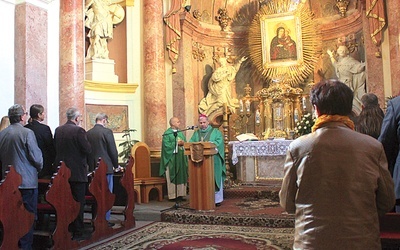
230,1,321,141
204,2,320,185
238,81,304,140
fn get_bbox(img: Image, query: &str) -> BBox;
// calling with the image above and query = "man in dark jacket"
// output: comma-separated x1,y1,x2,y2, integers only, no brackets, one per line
54,107,92,240
25,104,56,179
379,95,400,212
87,112,118,226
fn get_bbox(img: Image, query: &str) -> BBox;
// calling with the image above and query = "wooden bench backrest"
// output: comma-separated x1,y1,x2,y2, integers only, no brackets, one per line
88,159,115,238
45,162,79,249
0,166,34,250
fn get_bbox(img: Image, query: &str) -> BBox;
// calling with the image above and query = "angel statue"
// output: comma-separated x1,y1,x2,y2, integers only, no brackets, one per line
198,56,247,116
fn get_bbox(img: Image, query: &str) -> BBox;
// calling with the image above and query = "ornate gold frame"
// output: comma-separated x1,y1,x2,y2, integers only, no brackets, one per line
85,104,129,132
248,1,321,86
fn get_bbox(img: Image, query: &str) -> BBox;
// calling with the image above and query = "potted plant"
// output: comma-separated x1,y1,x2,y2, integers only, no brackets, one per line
118,129,139,165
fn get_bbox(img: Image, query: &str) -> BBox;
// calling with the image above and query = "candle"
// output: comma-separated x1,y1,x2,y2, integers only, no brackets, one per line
302,96,306,109
245,100,251,112
239,100,244,112
255,110,261,124
294,109,299,122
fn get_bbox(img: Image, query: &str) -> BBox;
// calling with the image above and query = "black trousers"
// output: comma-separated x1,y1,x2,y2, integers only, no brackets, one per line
69,182,86,235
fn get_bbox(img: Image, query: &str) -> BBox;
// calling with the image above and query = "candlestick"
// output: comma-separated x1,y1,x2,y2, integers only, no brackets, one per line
255,109,261,124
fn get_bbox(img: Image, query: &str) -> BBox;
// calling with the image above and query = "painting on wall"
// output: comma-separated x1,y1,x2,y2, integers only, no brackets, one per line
261,14,302,67
85,104,129,133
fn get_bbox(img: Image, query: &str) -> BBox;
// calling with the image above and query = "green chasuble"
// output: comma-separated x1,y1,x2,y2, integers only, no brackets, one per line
159,128,188,184
189,125,226,191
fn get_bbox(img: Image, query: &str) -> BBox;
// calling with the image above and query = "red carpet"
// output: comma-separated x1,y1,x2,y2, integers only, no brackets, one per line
89,222,294,249
157,236,279,249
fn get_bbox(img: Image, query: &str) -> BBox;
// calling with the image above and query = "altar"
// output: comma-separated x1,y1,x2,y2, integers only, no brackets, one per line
229,140,292,183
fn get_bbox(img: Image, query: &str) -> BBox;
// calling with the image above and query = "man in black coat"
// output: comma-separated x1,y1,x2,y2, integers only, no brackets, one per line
54,107,92,240
379,95,400,212
87,112,118,226
25,104,56,179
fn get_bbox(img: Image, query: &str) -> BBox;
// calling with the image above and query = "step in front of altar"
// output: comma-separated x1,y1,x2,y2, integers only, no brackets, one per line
161,185,294,228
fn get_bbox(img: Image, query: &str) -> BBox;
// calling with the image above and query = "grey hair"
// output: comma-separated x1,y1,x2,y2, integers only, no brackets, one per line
66,108,80,121
8,104,24,124
95,112,108,122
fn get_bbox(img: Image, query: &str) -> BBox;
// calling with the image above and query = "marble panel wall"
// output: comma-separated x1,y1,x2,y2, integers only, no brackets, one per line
14,3,47,115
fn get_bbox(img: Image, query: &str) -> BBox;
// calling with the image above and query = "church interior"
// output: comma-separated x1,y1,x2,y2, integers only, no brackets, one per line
1,0,400,248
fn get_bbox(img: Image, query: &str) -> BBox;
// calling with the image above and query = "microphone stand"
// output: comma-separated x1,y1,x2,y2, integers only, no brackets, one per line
161,126,196,212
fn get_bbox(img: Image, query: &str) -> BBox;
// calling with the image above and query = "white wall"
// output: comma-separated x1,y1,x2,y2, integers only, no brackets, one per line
0,0,60,132
46,0,60,131
126,1,143,140
0,0,15,117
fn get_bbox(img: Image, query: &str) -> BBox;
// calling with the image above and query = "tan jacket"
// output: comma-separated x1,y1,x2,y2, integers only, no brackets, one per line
280,122,395,249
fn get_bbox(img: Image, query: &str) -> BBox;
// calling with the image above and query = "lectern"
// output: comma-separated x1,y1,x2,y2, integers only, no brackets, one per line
184,142,217,210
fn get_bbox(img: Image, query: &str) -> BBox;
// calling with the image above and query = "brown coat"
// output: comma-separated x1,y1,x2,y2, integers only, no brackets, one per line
280,121,395,250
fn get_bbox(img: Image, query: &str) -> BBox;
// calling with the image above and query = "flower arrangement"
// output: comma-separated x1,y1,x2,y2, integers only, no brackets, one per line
295,112,316,136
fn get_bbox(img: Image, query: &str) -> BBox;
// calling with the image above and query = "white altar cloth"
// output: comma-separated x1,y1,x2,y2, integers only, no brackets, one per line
229,140,293,165
229,140,293,182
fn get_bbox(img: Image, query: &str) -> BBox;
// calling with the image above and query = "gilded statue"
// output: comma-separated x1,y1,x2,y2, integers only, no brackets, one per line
327,45,366,114
198,56,247,116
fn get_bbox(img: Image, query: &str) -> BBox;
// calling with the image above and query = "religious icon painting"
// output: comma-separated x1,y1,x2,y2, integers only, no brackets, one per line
261,14,302,67
248,0,321,87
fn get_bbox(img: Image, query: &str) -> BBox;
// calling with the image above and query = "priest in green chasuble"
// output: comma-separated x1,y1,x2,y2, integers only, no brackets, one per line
189,114,226,206
160,117,188,201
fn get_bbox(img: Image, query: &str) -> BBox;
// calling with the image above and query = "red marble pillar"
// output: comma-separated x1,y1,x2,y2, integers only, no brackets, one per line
362,12,384,104
143,0,167,148
14,3,47,113
59,0,85,124
386,0,400,96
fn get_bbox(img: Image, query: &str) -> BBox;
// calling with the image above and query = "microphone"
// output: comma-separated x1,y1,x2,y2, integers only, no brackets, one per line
187,125,198,130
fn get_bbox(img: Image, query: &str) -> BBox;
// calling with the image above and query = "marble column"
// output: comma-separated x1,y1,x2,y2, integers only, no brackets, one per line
143,0,166,148
14,3,48,114
362,12,384,103
386,0,400,96
59,0,85,124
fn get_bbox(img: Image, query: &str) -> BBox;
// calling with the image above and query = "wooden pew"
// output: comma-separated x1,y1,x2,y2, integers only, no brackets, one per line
0,166,34,250
87,159,115,240
37,162,80,249
120,156,135,228
380,212,400,248
35,159,136,249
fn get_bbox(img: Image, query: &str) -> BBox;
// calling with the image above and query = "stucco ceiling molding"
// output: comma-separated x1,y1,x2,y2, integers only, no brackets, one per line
180,12,247,48
84,81,138,93
318,10,363,41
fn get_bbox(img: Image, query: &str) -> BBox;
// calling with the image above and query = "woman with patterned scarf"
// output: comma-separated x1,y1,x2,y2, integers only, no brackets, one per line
279,79,395,249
